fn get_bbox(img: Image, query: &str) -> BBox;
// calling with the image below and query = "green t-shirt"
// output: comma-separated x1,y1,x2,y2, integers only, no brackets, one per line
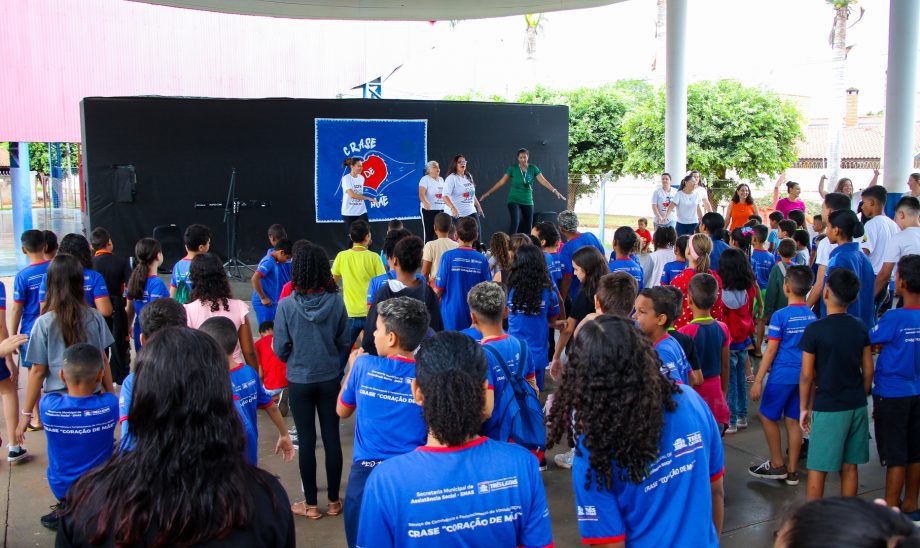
505,164,541,206
331,246,385,317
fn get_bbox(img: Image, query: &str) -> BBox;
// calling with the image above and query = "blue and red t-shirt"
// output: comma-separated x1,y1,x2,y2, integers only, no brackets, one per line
559,232,605,298
480,334,535,440
358,437,553,548
572,385,723,548
659,259,686,286
435,247,492,331
678,320,729,379
366,270,427,307
13,260,50,335
127,275,169,347
766,303,816,385
825,242,877,328
608,258,645,290
507,287,559,384
544,252,563,287
750,249,774,290
871,307,920,398
38,268,109,308
230,363,274,465
340,354,427,462
40,392,118,500
251,252,292,306
654,334,692,384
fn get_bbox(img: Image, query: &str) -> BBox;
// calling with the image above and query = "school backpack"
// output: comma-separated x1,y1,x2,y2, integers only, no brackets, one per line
174,271,191,304
483,339,547,452
722,286,756,343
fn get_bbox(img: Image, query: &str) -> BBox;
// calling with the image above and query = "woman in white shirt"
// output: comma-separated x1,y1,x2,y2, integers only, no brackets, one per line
340,157,377,229
818,170,879,214
691,170,713,213
665,175,703,236
442,154,485,246
418,160,445,243
651,172,677,229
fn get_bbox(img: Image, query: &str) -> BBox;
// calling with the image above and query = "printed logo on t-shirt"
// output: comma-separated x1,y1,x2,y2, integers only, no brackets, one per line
576,505,599,522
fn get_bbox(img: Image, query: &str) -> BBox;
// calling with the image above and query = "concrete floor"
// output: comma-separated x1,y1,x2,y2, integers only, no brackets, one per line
0,277,890,547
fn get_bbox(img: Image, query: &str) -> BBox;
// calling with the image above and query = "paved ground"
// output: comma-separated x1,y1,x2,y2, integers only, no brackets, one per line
0,278,889,547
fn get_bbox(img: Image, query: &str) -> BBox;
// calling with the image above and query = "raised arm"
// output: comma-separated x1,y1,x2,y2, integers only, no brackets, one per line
481,174,510,201
817,175,828,199
773,173,785,204
866,168,880,189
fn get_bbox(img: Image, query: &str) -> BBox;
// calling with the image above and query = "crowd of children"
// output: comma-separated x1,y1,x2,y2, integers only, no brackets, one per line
0,175,918,544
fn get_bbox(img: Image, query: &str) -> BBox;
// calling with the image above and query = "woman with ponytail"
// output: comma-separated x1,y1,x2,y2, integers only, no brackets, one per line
125,238,168,350
825,209,877,327
17,254,114,443
666,233,725,329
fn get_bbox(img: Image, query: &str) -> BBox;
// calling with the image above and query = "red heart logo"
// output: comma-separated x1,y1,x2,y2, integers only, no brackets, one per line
361,155,388,191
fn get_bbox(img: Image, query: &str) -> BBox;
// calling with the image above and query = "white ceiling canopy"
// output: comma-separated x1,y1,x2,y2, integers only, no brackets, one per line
129,0,624,21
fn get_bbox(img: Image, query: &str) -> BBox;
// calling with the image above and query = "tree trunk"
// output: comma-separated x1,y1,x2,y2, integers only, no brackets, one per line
826,6,849,186
651,0,667,80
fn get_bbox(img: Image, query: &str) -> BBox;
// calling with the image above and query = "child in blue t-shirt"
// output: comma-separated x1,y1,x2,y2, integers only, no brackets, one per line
251,239,293,324
749,265,816,487
824,209,877,328
198,317,294,466
125,238,169,351
169,223,211,302
634,287,693,384
608,226,645,290
532,221,563,287
11,230,51,371
660,235,688,286
358,331,553,548
337,297,431,548
750,225,774,355
507,245,560,391
39,344,118,529
434,217,491,331
870,255,920,517
767,211,784,252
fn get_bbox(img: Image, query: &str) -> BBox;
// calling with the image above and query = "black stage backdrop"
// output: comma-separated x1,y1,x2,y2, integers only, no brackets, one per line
81,97,569,263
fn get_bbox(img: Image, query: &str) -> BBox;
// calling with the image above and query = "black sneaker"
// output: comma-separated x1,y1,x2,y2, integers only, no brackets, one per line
785,471,800,486
800,439,809,460
539,457,548,472
748,460,788,480
40,503,63,530
7,447,27,463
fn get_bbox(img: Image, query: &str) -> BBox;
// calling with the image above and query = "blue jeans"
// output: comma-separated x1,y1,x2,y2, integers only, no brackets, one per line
339,317,366,372
676,222,697,237
726,349,748,424
654,220,677,230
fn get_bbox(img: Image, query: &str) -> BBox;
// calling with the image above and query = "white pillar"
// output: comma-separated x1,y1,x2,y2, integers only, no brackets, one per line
882,0,920,193
664,0,688,178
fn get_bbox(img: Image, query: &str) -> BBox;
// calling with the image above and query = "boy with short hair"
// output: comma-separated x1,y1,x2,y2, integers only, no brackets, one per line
557,210,605,300
636,218,652,253
700,212,730,271
11,230,49,372
807,192,853,311
332,220,386,357
267,223,287,251
255,321,288,413
90,227,132,383
874,196,920,299
869,255,920,517
170,224,211,302
751,224,774,356
337,297,431,548
43,230,58,260
860,186,900,310
788,209,807,231
198,316,295,466
366,229,426,309
767,211,784,252
775,220,798,261
251,238,294,324
421,212,458,282
764,239,798,319
793,230,811,266
633,286,693,384
39,343,118,529
799,268,873,500
434,217,491,331
749,265,816,486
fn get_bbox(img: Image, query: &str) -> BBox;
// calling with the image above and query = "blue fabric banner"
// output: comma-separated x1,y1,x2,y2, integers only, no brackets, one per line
314,118,427,223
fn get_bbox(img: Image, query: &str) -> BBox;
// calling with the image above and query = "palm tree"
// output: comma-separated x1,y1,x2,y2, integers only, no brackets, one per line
825,0,864,185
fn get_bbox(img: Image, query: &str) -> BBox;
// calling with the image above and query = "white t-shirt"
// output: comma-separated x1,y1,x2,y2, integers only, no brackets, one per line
443,173,478,217
671,190,701,224
341,174,367,216
882,226,920,280
860,215,900,275
419,175,445,211
647,247,676,288
694,186,710,207
651,187,677,224
815,236,837,267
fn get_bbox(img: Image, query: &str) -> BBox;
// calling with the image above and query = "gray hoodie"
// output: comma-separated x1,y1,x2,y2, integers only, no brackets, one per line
273,291,350,384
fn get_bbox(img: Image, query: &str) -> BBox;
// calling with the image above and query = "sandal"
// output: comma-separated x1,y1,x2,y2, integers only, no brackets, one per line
26,422,43,432
291,501,323,520
326,500,343,516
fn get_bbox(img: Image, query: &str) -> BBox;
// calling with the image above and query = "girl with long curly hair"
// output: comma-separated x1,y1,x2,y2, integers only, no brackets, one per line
666,233,725,329
507,244,560,391
547,315,725,546
184,252,260,370
273,242,349,521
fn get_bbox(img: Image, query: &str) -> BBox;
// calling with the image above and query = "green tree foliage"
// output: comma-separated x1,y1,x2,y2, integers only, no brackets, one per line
622,80,802,186
27,143,81,175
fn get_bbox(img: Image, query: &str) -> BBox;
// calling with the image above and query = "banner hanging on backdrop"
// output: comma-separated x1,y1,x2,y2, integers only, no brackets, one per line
314,118,427,223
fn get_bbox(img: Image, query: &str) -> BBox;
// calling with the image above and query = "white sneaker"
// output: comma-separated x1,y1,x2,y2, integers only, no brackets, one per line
554,449,574,469
737,418,749,429
725,424,738,435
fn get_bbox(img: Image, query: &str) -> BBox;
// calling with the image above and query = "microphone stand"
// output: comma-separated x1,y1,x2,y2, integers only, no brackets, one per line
222,168,253,280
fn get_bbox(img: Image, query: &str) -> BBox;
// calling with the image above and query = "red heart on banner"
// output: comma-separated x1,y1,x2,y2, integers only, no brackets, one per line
362,155,388,191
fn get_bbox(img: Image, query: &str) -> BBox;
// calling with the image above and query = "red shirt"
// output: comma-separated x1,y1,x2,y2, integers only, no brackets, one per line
255,335,287,390
279,281,293,301
667,269,725,330
636,228,652,251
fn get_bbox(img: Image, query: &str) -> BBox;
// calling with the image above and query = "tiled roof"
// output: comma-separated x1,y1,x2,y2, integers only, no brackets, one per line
796,119,920,160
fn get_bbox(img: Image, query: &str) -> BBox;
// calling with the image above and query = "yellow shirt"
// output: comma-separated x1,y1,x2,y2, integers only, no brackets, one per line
331,246,385,317
422,237,459,281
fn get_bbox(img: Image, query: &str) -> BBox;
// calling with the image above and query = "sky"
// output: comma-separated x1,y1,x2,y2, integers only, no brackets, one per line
338,0,905,119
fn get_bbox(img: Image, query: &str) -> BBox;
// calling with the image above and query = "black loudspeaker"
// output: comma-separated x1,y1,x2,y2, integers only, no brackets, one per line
534,211,559,226
152,224,184,274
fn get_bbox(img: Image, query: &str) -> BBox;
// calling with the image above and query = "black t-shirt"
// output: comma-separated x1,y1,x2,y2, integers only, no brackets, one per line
57,469,294,547
570,290,595,325
799,313,869,412
92,253,131,300
362,280,443,355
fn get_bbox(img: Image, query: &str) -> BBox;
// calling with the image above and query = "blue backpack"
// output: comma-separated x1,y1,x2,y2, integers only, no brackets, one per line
483,339,547,452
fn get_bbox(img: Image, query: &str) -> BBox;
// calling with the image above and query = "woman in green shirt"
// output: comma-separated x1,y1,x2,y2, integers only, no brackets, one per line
481,148,565,234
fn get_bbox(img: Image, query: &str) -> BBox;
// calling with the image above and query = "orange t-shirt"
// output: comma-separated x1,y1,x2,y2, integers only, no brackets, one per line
727,201,756,230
